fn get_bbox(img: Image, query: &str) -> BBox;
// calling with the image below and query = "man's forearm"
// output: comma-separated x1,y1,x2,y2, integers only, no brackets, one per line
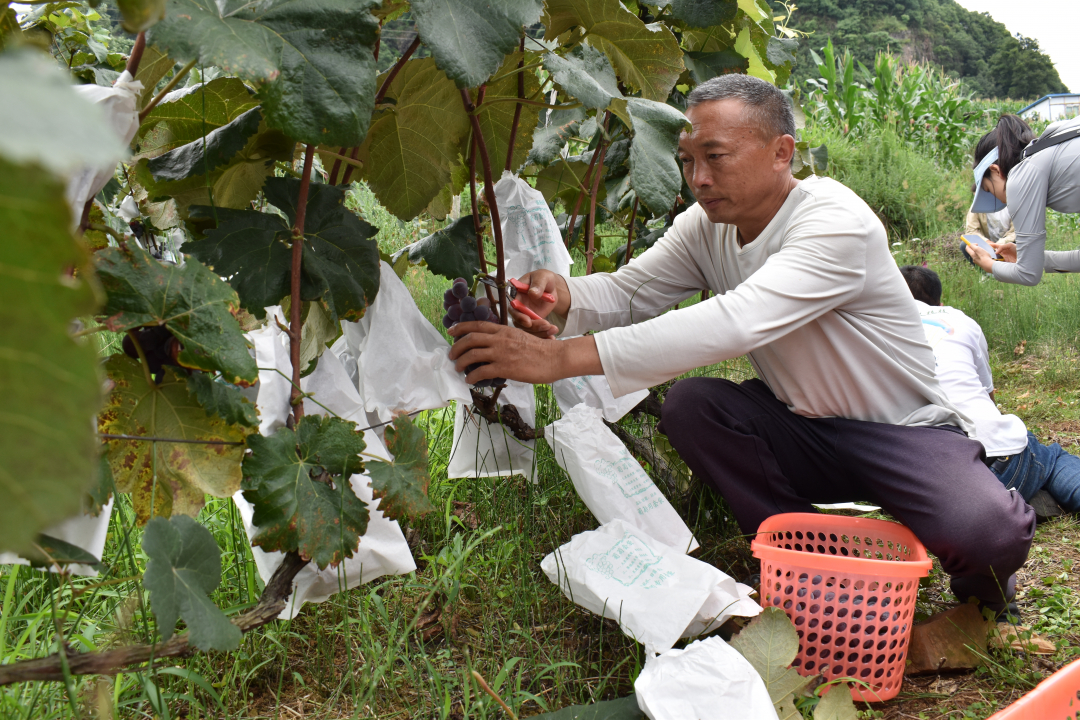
557,334,603,378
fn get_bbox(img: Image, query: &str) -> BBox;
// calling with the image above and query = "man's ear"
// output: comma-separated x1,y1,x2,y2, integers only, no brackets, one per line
775,134,796,170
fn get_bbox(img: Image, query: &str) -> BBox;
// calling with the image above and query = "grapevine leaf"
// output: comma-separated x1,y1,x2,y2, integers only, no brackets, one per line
116,0,166,33
0,159,102,555
0,50,127,176
298,300,340,376
359,58,471,221
142,515,242,650
95,245,258,386
135,77,258,158
186,372,259,428
394,216,481,285
531,695,643,719
767,37,799,67
620,98,689,216
133,45,175,111
241,415,370,569
476,51,542,174
367,415,433,520
264,178,381,323
734,26,775,83
683,49,749,84
1,5,20,51
99,357,251,524
543,44,621,112
814,685,858,720
730,607,813,705
147,107,263,182
667,0,737,28
411,0,544,88
543,0,684,102
150,0,380,146
25,534,103,569
535,157,603,207
527,107,586,166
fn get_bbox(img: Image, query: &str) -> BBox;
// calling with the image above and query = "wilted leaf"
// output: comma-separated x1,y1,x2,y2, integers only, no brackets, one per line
412,0,544,88
730,607,813,705
0,159,102,555
683,49,749,84
476,51,542,174
394,216,481,284
186,372,259,428
147,107,263,181
242,415,370,569
116,0,166,33
359,58,471,220
531,695,643,719
667,0,737,28
280,298,341,377
620,98,689,216
1,4,21,50
135,77,258,158
368,415,433,520
544,44,620,112
527,107,586,166
95,244,258,386
100,357,251,524
133,45,176,111
142,515,242,650
150,0,380,146
24,533,104,570
814,685,858,720
543,0,684,102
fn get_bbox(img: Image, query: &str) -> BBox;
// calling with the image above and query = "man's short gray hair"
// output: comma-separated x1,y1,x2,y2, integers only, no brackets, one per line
687,74,796,141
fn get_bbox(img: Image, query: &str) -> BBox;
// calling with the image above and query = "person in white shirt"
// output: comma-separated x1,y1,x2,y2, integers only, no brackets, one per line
901,264,1080,515
450,74,1033,617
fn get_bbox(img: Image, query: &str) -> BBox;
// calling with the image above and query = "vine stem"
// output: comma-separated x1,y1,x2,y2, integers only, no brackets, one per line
124,32,145,77
584,130,610,275
289,145,316,422
138,58,197,121
467,88,498,315
623,195,639,267
504,37,525,173
339,35,421,186
125,330,156,388
563,141,601,248
461,87,508,325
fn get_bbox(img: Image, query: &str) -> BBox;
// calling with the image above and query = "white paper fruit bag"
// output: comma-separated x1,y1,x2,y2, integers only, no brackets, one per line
552,374,648,423
495,171,573,280
540,520,760,654
448,380,536,482
634,636,779,720
547,404,698,552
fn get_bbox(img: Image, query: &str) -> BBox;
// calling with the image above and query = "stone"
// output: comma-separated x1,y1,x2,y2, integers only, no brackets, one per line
906,603,989,675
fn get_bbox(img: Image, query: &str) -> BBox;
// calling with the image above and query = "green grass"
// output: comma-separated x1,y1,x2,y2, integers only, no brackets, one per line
7,152,1080,719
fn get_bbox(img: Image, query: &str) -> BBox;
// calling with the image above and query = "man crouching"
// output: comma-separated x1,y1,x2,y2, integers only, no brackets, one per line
448,74,1034,618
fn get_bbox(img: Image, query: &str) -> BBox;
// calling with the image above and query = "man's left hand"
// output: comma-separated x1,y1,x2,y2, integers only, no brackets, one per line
965,242,997,273
447,322,601,385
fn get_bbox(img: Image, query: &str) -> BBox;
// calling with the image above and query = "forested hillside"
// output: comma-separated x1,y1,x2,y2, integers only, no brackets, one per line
780,0,1069,99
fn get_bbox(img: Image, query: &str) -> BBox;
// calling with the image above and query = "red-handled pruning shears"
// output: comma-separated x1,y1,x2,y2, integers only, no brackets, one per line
478,276,555,321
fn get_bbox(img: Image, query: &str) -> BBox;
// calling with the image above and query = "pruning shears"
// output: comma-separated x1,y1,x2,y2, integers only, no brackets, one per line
477,276,556,321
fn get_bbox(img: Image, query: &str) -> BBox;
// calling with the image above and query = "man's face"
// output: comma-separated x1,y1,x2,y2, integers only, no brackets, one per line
678,99,791,225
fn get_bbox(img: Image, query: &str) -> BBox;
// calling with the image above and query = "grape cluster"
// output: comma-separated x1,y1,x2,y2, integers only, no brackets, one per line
122,325,181,382
443,277,504,389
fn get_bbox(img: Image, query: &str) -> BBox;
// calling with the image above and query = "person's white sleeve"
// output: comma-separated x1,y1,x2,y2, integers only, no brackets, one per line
972,324,994,393
1044,250,1080,273
582,203,869,397
559,214,706,338
994,163,1048,286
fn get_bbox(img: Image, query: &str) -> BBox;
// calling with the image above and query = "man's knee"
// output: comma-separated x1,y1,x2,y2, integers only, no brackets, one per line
659,377,715,428
935,491,1034,578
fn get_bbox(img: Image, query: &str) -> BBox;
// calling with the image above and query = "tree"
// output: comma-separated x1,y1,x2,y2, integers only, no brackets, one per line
989,34,1070,99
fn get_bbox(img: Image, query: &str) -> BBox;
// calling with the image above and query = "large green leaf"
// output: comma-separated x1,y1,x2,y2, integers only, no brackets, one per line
411,0,544,88
135,77,258,159
527,107,586,166
620,98,688,216
117,0,166,33
0,50,127,176
683,49,749,84
367,415,434,520
730,607,813,708
543,0,684,102
147,107,263,182
394,216,481,284
359,58,471,221
99,357,251,525
532,695,643,719
535,157,602,207
476,51,542,174
133,45,177,111
544,44,621,112
186,372,259,428
667,0,737,28
95,245,258,386
242,415,370,569
150,0,380,146
0,159,102,555
142,515,242,650
814,685,858,720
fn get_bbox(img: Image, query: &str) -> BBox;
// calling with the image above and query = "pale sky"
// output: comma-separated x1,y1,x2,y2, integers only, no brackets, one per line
954,0,1080,94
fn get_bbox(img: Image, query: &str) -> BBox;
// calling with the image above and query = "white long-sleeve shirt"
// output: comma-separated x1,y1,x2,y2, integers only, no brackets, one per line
559,176,972,433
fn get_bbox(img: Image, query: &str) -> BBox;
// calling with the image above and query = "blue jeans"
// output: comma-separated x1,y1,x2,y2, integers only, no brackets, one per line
991,431,1080,512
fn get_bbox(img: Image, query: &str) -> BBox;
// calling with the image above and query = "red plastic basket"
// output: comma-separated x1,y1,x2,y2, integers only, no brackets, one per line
988,657,1080,719
751,513,933,702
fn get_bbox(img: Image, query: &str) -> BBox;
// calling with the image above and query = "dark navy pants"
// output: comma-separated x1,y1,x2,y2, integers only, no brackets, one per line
659,377,1035,612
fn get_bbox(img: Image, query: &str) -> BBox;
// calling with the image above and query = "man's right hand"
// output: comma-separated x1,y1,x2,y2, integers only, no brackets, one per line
989,240,1017,263
507,270,569,338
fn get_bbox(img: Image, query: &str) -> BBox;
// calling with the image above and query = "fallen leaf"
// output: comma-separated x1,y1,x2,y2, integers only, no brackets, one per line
988,623,1056,654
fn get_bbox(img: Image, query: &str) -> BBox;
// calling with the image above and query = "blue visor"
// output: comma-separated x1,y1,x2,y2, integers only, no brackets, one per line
971,146,1006,214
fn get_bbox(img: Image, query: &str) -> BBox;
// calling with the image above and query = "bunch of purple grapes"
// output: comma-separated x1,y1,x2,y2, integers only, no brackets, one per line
442,277,504,389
